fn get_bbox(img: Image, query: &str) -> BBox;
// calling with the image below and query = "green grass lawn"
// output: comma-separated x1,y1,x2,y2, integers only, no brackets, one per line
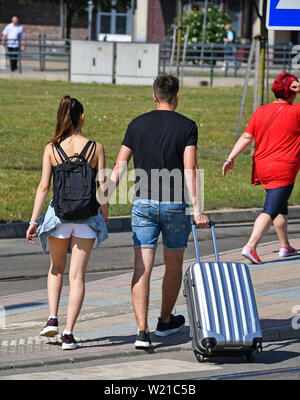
0,78,299,223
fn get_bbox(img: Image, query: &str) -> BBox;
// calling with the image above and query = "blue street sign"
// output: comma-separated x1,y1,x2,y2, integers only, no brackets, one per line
266,0,300,30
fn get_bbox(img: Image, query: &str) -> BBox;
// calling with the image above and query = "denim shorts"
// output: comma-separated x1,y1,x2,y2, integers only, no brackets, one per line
131,200,191,250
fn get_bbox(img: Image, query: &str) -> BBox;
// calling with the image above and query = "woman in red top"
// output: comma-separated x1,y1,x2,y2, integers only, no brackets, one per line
222,72,300,264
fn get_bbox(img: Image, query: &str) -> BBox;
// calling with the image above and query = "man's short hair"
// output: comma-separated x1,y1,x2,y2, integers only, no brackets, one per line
153,75,179,104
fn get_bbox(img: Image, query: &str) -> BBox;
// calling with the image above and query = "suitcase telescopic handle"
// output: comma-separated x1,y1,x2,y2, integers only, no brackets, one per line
192,220,220,263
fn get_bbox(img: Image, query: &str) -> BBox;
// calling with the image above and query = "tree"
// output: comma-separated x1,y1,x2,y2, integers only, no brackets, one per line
18,0,132,39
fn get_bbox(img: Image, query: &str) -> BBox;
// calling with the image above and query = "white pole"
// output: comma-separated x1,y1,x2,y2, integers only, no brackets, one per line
181,25,190,86
200,0,209,65
169,25,177,74
235,39,256,142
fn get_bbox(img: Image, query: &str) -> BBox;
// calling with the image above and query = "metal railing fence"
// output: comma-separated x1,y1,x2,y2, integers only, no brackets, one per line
0,35,71,76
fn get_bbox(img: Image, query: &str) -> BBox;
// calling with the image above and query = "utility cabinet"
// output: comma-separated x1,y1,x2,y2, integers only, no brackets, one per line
71,40,114,84
116,43,160,85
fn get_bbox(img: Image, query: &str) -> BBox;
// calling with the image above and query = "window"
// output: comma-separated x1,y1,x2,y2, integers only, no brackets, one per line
97,0,132,36
100,15,111,34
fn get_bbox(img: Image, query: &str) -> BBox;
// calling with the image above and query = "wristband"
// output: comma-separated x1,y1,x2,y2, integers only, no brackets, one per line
29,221,38,225
224,159,233,163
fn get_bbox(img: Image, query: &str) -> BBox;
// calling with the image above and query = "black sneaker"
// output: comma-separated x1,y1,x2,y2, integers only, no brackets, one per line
61,333,78,350
154,314,185,337
40,318,59,337
135,330,152,349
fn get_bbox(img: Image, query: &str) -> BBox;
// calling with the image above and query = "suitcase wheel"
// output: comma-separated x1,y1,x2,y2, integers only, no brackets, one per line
194,351,205,363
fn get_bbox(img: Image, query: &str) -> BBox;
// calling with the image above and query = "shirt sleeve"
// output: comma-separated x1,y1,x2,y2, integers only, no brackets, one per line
2,25,9,36
20,26,25,37
185,122,198,147
122,121,135,150
293,103,300,131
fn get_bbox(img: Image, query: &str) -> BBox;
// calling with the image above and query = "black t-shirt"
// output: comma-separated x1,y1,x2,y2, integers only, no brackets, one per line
122,110,198,202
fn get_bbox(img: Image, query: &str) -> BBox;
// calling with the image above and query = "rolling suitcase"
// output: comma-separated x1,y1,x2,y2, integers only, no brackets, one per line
183,222,263,362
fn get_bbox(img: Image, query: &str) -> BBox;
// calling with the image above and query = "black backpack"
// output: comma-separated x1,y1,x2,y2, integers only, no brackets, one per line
51,140,99,220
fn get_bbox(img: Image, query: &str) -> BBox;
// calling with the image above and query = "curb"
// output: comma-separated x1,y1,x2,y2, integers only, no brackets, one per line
0,325,299,372
1,206,300,239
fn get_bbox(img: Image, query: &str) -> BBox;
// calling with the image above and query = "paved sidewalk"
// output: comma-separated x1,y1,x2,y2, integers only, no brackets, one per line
0,239,300,370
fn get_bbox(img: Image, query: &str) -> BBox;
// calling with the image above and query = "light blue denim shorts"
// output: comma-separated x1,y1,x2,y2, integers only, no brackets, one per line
131,200,191,250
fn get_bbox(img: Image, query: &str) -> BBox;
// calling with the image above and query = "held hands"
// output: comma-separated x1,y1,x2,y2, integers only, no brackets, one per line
26,224,37,243
194,212,209,229
222,159,234,176
100,204,109,226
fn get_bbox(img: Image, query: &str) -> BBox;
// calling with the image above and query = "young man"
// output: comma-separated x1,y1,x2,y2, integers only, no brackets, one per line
2,16,25,72
109,75,209,349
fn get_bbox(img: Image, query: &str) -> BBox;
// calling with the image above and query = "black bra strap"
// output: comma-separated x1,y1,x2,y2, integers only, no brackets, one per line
86,141,96,164
79,140,92,159
55,143,68,163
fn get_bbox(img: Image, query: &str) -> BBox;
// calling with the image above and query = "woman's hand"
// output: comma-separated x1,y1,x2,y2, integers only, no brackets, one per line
26,224,38,243
290,80,300,94
222,159,234,176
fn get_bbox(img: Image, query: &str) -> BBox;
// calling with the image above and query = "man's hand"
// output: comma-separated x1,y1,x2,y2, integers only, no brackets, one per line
290,80,300,94
194,212,209,229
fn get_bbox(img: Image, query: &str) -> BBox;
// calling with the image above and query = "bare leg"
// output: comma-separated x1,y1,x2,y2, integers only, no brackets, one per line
273,214,290,248
131,248,156,333
47,237,69,317
246,213,273,251
65,236,95,332
160,248,184,323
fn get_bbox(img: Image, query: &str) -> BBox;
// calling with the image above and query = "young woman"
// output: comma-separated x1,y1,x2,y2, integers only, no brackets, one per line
223,72,300,264
26,96,108,349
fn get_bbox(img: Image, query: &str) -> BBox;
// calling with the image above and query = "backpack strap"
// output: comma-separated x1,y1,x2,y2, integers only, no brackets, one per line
55,143,69,163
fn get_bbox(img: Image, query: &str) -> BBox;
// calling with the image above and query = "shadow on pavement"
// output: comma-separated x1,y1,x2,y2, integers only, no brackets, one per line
262,255,300,264
45,327,191,351
260,317,295,329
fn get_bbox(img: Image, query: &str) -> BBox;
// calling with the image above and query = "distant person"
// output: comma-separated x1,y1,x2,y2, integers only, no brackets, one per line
222,72,300,264
1,16,25,72
222,23,239,72
26,96,108,350
107,75,209,349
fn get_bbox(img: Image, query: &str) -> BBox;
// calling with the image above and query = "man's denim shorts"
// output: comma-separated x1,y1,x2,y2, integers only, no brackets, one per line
131,200,191,250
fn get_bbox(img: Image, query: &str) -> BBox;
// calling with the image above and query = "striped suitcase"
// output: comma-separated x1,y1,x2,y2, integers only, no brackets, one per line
183,222,263,362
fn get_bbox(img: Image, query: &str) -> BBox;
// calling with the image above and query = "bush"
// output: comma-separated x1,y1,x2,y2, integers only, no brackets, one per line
183,5,231,45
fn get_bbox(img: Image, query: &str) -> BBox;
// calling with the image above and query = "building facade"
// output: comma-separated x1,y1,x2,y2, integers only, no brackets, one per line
0,0,298,44
0,0,89,39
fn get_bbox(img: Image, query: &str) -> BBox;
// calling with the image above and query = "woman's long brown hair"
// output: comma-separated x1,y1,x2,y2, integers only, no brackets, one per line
50,96,84,144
